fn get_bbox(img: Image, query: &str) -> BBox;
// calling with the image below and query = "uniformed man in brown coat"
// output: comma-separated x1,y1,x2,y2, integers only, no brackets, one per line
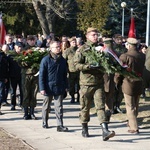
117,38,145,134
74,27,115,141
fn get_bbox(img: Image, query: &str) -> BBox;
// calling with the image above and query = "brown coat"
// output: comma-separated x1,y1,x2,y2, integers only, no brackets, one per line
119,48,145,96
103,73,115,93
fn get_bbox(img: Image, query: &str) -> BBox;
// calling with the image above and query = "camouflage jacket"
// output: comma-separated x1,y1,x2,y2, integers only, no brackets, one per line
74,40,104,86
113,44,127,57
63,46,78,72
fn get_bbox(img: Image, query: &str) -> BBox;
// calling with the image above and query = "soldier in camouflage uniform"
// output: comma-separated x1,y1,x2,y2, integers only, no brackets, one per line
74,27,115,141
22,35,38,120
22,68,38,120
112,34,127,114
63,37,80,103
102,38,116,122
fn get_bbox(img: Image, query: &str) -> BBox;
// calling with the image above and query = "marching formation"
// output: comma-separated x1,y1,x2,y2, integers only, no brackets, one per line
0,27,150,141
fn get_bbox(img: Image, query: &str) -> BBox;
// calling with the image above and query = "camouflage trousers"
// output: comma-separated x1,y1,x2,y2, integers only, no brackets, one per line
22,74,38,107
68,72,80,96
79,85,107,124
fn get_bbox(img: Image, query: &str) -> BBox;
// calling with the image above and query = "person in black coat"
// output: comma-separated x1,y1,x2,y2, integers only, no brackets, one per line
39,40,68,131
0,50,9,114
8,42,23,110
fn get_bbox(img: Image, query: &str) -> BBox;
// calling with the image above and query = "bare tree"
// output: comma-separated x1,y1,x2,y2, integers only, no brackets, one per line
32,0,49,36
32,0,76,36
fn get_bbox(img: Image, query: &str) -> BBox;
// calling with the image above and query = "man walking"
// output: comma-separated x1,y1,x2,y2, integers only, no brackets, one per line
63,37,80,103
39,40,68,132
117,38,145,133
74,27,115,141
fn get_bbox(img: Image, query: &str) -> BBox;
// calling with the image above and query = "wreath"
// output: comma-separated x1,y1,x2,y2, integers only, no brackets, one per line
83,47,142,79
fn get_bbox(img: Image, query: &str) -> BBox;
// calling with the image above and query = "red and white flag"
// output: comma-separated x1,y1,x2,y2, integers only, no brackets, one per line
128,16,136,38
0,14,6,46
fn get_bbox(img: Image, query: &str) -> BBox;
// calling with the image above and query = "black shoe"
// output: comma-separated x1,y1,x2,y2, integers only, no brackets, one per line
28,115,31,119
42,123,48,129
112,109,118,114
11,106,16,110
2,102,10,106
70,98,75,103
57,126,68,132
116,107,125,114
70,96,75,103
23,115,29,120
30,114,37,120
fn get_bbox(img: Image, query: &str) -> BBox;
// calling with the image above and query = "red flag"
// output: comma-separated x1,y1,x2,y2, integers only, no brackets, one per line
0,15,6,46
128,17,136,38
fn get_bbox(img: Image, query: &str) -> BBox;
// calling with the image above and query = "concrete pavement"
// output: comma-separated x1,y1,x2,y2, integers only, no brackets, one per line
0,93,150,150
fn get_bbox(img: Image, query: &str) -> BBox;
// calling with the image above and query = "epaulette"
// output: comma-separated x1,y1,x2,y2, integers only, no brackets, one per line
83,47,90,52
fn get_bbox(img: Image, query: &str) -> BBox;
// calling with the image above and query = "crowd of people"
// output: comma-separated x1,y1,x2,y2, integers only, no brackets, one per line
0,28,150,141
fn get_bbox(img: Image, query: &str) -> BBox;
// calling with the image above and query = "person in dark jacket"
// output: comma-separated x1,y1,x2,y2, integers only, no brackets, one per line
8,42,23,110
0,50,9,115
5,34,15,50
24,35,36,50
39,40,68,132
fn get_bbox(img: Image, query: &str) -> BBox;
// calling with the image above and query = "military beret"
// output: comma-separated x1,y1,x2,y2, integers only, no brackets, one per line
127,38,138,45
68,37,76,42
86,27,98,33
103,38,113,44
27,35,35,40
103,38,112,42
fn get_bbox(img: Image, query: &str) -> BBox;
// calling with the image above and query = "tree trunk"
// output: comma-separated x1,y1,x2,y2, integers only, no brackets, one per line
32,0,50,36
46,0,56,33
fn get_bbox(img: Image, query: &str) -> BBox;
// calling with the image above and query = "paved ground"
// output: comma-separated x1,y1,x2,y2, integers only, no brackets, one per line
0,93,150,150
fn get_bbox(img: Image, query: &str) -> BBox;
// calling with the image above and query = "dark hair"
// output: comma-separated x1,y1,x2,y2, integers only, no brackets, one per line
27,35,35,40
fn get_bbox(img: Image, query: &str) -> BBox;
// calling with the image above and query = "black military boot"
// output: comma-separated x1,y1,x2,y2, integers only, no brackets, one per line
82,123,89,137
101,123,115,141
105,110,111,123
23,107,29,120
76,93,80,103
70,95,75,103
30,107,37,120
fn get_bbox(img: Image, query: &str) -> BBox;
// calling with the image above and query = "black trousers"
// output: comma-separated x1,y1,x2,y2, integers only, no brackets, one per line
10,77,23,106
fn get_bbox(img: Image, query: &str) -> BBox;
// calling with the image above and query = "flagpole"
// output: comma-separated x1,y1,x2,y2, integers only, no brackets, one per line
121,2,127,37
131,8,133,17
146,0,150,46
